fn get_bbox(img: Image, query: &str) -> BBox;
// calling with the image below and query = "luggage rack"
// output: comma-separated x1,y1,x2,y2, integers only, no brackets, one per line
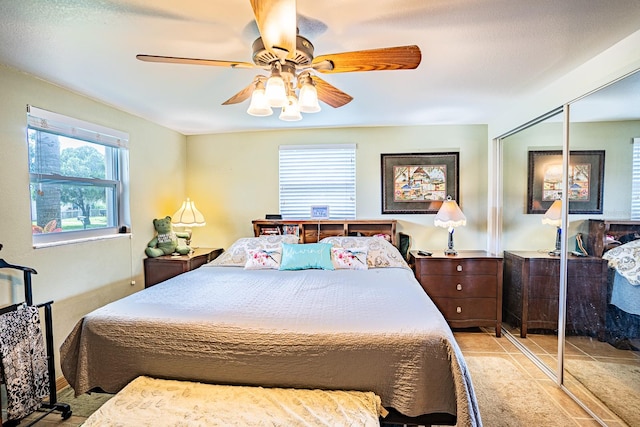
0,246,72,426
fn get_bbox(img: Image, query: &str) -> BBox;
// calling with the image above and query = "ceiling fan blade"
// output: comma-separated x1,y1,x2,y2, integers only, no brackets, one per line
222,80,261,105
312,45,421,73
137,54,256,69
250,0,297,60
313,76,353,108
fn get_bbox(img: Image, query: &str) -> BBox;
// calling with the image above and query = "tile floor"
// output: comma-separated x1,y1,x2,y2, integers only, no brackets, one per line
10,328,633,426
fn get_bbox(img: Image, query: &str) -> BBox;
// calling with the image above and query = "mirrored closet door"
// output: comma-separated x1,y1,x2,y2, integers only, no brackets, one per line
562,69,640,426
500,109,565,377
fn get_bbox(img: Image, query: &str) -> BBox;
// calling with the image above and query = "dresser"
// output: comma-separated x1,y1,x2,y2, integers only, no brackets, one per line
143,247,224,288
410,251,503,337
502,251,608,340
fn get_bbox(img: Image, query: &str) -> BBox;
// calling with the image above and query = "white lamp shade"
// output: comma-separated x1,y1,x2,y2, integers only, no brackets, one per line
542,199,562,227
279,95,302,121
171,198,206,227
434,198,467,228
247,88,273,116
298,82,321,113
265,75,287,107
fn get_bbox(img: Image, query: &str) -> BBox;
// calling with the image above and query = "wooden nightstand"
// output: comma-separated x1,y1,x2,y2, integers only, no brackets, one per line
410,250,503,337
143,247,223,288
502,251,608,340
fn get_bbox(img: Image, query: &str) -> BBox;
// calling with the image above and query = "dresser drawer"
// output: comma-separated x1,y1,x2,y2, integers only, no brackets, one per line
421,259,498,275
419,275,497,298
431,297,497,321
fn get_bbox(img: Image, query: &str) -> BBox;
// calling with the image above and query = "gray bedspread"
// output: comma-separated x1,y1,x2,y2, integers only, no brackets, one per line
60,265,481,426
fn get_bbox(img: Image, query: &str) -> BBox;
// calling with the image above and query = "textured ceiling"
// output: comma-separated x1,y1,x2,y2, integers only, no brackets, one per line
1,0,640,135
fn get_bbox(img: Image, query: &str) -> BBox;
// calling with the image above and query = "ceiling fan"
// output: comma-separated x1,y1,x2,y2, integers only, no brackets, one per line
137,0,421,121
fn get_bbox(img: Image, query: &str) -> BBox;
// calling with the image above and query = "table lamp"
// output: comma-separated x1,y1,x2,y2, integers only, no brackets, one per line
171,198,206,248
542,199,562,256
434,196,467,255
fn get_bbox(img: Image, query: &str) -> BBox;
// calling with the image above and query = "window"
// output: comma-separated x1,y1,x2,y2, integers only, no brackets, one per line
632,137,640,219
27,105,130,245
279,144,356,219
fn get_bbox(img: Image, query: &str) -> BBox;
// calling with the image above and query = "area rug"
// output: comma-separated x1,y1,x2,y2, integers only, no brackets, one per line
56,386,113,418
565,358,640,427
463,356,575,427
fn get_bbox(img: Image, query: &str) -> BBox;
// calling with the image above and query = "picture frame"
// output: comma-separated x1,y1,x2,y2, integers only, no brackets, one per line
527,150,605,214
381,152,460,214
310,205,330,219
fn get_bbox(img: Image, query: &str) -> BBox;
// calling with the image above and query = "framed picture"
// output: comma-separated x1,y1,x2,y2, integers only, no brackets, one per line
310,205,330,219
527,150,605,214
381,152,460,214
282,225,300,236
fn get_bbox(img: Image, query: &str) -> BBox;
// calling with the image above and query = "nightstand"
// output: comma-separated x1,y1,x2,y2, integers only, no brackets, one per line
143,247,223,288
410,250,503,337
502,251,608,340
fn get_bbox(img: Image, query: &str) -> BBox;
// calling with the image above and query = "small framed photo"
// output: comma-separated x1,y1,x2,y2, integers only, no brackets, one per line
310,205,330,219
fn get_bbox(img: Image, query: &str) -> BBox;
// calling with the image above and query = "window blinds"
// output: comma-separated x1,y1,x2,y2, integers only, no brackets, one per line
632,137,640,219
279,144,356,219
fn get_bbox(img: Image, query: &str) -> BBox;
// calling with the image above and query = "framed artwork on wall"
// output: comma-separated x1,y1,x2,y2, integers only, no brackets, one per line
527,150,605,214
381,152,460,214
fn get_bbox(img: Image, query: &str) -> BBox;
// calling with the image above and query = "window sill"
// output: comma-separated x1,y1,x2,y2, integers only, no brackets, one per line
33,232,132,249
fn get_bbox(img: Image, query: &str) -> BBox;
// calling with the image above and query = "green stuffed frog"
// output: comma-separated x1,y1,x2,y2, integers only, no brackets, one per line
145,216,191,257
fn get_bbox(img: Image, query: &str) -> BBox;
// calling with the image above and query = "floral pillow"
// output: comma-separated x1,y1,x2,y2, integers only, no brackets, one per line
208,235,299,267
244,248,282,270
331,247,368,270
320,236,409,269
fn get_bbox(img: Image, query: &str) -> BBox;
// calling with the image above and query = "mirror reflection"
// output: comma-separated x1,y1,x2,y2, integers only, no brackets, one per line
563,70,640,426
501,110,565,375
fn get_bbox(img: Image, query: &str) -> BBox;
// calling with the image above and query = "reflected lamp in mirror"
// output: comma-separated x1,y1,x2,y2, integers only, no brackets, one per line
434,196,467,256
542,199,562,256
171,198,206,247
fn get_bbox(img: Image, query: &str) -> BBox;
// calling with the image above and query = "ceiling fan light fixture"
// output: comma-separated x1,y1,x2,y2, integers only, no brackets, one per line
265,72,287,108
246,84,273,117
279,95,302,121
298,81,321,113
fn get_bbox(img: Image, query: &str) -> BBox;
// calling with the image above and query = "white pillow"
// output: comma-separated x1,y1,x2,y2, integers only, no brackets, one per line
244,248,282,270
331,247,368,270
321,236,409,269
209,235,299,267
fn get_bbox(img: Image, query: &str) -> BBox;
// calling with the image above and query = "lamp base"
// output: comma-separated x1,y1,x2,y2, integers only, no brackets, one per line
444,248,458,256
548,249,561,257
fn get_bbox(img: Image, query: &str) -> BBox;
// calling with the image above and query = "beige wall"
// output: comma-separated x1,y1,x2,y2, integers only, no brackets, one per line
186,125,489,253
0,64,187,377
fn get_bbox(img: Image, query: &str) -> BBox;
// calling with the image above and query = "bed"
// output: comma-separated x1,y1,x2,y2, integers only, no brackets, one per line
60,235,481,426
585,219,640,344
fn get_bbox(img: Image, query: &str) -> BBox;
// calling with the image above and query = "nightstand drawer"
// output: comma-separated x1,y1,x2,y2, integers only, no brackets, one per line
419,275,497,298
421,259,499,275
432,297,497,321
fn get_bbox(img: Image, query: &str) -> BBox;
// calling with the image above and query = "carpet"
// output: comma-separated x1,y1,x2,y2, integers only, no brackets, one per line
56,387,113,418
565,358,640,427
463,356,575,427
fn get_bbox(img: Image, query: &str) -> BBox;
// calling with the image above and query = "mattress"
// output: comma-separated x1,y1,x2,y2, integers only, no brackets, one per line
611,269,640,316
60,265,480,425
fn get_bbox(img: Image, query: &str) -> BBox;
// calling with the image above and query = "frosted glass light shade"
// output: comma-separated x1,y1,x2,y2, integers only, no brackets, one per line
298,82,321,113
542,199,562,227
265,75,287,107
171,198,206,227
247,88,273,116
434,198,467,229
279,95,302,121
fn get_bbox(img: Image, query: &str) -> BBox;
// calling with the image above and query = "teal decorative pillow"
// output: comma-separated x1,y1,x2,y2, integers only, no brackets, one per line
279,243,334,271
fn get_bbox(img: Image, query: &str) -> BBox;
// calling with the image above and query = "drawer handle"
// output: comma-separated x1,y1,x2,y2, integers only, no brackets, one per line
456,265,463,272
456,306,462,313
456,284,462,291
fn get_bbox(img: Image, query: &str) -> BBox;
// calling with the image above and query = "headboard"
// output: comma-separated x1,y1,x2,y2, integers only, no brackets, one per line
586,219,640,258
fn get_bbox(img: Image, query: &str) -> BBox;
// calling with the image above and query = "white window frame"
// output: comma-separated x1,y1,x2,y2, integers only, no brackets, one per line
279,144,356,219
27,105,130,247
632,137,640,219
